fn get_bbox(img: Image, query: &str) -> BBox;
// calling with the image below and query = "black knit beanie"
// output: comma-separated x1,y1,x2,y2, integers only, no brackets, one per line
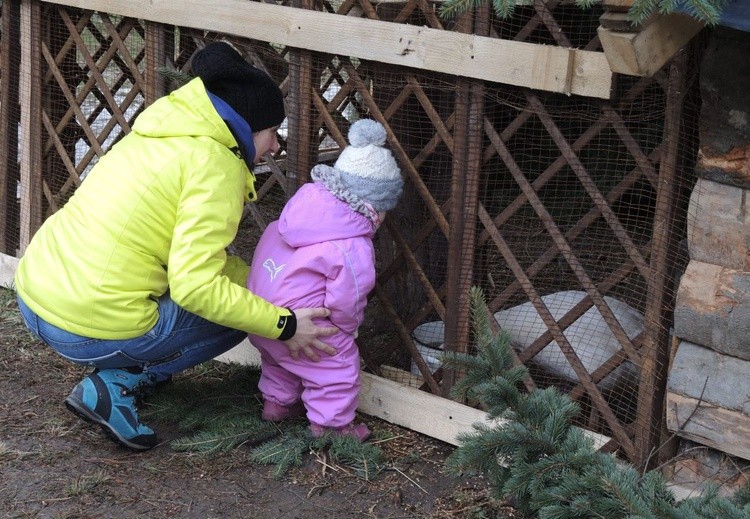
191,42,285,132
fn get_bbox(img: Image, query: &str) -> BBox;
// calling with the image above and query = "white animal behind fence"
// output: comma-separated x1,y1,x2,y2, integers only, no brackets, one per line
411,290,643,392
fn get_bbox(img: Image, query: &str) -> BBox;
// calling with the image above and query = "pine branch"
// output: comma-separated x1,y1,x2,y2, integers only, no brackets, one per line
446,286,750,519
251,427,310,479
170,421,277,453
145,363,389,479
329,436,384,481
437,0,730,26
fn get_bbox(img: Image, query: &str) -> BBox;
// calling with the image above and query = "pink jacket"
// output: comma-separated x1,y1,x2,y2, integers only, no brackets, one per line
247,181,377,427
248,181,377,336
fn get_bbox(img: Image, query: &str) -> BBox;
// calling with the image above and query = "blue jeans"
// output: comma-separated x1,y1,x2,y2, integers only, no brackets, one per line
16,294,246,382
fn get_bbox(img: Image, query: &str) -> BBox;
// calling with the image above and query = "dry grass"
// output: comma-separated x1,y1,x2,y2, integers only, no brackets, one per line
0,286,519,518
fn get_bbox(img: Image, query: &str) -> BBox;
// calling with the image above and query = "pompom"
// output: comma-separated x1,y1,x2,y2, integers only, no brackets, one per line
348,119,387,147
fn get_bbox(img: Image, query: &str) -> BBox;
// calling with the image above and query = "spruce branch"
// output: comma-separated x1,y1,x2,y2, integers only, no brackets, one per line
733,481,750,509
438,0,730,26
251,426,311,479
328,435,384,481
446,286,750,518
145,362,389,479
170,419,277,453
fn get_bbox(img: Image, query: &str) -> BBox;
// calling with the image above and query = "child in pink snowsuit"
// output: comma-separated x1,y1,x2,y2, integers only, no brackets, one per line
247,119,403,441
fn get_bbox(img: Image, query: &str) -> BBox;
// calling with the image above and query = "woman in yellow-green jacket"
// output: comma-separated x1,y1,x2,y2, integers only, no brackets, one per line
14,42,337,451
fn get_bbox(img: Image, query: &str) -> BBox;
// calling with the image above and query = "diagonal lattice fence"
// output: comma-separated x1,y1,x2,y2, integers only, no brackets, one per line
0,0,703,467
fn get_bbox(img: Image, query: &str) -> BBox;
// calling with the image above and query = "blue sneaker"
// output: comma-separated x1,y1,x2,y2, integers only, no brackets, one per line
64,369,158,451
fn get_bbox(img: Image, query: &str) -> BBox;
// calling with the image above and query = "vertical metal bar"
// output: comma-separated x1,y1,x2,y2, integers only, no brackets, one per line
18,0,43,254
634,52,687,469
0,0,22,254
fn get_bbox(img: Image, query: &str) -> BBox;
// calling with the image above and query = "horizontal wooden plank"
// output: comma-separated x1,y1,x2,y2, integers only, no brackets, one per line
7,258,611,451
360,371,611,448
667,341,750,461
358,371,493,446
668,341,750,413
601,0,635,11
599,11,658,31
42,0,613,98
216,340,610,448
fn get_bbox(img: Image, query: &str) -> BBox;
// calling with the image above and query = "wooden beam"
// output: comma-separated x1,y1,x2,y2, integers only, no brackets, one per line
41,0,613,98
601,0,634,11
597,13,704,77
635,54,685,468
216,339,611,449
359,371,611,448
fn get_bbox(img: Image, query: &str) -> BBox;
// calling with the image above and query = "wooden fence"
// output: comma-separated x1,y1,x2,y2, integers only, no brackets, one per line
0,0,705,467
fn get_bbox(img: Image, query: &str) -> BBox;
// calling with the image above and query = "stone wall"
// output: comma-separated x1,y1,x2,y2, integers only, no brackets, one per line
667,26,750,466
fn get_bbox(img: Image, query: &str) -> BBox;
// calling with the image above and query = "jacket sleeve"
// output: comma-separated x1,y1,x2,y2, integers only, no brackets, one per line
321,240,376,335
166,148,291,338
222,255,250,286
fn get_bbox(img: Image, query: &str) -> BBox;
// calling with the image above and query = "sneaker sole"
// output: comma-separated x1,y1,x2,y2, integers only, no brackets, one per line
64,395,155,451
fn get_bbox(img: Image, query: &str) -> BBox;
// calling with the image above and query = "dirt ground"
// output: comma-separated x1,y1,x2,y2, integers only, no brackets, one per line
0,288,520,519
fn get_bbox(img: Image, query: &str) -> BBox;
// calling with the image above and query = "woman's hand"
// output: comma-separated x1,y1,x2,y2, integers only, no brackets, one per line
282,307,338,361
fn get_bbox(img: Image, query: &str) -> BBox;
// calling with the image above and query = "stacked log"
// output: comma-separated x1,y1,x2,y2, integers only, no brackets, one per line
667,27,750,465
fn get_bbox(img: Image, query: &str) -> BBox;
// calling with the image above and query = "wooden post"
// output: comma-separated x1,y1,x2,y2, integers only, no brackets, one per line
442,8,485,396
284,0,317,192
286,48,314,191
0,0,22,255
18,0,44,254
144,21,168,105
634,52,687,469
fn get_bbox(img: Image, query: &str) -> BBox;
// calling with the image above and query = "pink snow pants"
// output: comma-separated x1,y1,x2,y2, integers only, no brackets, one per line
250,333,361,428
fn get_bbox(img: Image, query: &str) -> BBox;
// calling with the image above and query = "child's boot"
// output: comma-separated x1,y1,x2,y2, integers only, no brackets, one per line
310,422,371,442
262,400,306,422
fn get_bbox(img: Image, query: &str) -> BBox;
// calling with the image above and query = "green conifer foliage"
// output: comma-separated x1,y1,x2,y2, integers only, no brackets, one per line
143,363,277,452
143,363,384,479
250,426,311,479
439,0,732,26
443,286,750,518
326,435,384,480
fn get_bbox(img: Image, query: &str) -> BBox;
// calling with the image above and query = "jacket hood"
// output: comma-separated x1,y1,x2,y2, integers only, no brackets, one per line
132,77,258,202
132,78,236,150
278,182,375,248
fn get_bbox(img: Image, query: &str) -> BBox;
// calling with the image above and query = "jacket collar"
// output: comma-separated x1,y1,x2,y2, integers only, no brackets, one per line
206,92,257,172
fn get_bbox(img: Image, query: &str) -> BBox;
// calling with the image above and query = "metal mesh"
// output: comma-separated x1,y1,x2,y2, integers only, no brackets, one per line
0,0,705,467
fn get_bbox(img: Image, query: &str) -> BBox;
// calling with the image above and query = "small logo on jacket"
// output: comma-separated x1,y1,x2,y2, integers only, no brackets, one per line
263,258,286,281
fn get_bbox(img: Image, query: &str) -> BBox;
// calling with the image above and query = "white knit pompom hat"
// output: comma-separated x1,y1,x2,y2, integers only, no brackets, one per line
331,119,403,213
